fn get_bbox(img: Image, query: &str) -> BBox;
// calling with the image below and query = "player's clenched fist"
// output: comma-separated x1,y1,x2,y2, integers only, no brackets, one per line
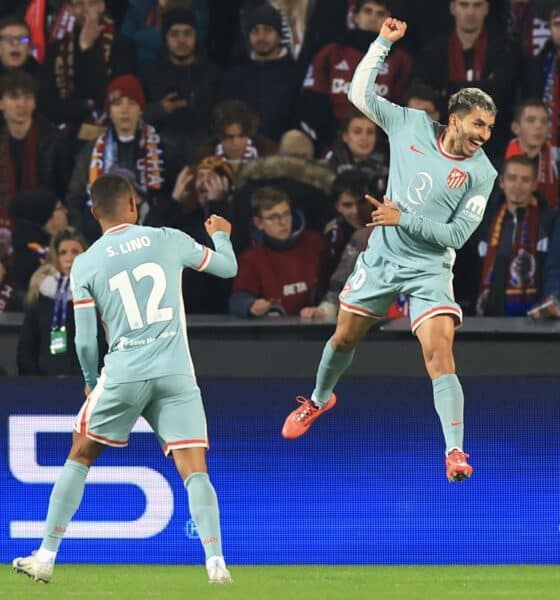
379,18,407,43
205,214,232,237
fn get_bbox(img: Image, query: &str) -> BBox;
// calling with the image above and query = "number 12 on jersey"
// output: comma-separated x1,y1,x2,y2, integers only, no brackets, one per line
109,262,173,330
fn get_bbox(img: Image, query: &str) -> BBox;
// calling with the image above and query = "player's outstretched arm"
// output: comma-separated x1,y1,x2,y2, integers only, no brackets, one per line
348,17,408,133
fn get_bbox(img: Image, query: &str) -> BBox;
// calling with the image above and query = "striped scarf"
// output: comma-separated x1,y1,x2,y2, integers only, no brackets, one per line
478,198,541,316
543,49,560,149
215,138,258,173
89,124,164,192
54,14,115,100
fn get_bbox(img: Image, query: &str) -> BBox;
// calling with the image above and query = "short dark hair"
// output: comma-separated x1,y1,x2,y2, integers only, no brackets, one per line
251,186,290,216
331,169,370,201
403,83,439,108
212,99,258,139
502,155,538,178
0,16,30,35
50,226,88,257
448,87,497,117
550,6,560,21
354,0,393,13
340,107,376,133
513,98,547,122
90,174,133,217
0,69,37,98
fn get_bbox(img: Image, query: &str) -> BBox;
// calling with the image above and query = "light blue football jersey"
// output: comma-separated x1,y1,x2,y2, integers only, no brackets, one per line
349,36,498,273
71,224,236,385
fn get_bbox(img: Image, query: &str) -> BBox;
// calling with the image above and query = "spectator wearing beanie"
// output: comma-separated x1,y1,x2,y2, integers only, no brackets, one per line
143,8,222,165
0,70,71,254
39,0,136,131
66,74,169,242
219,4,303,142
9,188,68,293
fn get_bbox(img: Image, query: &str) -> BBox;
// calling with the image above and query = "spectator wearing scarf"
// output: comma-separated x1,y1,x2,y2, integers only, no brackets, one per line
198,99,275,177
40,0,136,130
0,70,71,254
476,156,556,317
66,74,165,242
505,98,558,209
416,0,522,160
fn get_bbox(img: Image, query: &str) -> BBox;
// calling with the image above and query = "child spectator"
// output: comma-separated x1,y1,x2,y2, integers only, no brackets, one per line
230,186,327,317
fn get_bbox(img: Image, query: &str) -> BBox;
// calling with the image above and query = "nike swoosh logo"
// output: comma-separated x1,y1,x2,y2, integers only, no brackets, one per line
410,145,424,154
451,421,463,427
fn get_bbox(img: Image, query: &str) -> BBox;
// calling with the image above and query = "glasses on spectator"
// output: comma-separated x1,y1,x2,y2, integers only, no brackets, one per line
0,35,30,46
261,210,292,223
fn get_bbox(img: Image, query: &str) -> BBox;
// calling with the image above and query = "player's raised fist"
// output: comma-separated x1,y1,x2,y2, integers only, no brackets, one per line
205,214,232,237
379,18,407,43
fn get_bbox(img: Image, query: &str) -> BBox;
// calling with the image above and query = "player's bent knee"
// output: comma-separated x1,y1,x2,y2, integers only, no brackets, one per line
423,345,455,377
331,333,359,353
68,434,104,465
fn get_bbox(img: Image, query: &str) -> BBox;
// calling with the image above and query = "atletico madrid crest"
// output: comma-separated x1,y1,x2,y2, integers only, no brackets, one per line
447,167,468,189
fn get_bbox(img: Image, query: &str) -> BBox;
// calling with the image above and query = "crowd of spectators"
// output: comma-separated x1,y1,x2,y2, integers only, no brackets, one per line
1,0,560,376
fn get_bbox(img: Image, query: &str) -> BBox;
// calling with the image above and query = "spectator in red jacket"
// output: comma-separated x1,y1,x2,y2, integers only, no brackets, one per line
297,0,412,150
230,185,328,318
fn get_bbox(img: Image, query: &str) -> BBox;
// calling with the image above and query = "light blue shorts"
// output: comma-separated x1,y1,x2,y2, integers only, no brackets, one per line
339,252,462,334
74,373,208,456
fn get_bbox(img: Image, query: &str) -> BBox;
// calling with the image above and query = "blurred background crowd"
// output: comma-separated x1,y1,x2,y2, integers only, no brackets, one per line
1,0,560,376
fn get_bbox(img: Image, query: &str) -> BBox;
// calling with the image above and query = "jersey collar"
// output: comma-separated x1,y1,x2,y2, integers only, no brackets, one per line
437,131,467,161
104,223,133,235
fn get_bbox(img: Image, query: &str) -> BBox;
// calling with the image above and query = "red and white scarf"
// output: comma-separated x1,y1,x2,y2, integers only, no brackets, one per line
215,138,258,173
54,14,114,100
89,124,164,191
448,28,488,82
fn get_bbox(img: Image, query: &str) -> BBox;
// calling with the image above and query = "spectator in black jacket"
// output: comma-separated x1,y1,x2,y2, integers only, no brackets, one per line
475,155,556,316
17,227,89,377
220,4,303,142
0,70,71,253
143,8,222,165
525,5,560,164
9,188,69,294
415,0,522,161
158,155,234,314
39,0,136,131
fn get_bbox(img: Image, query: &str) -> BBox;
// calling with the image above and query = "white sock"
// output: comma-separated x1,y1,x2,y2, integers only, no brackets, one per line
206,555,226,568
36,547,57,563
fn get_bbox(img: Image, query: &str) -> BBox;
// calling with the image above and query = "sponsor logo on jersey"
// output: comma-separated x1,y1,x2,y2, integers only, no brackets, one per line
463,195,487,221
407,172,433,205
410,145,424,155
447,167,468,189
335,59,350,71
283,281,308,296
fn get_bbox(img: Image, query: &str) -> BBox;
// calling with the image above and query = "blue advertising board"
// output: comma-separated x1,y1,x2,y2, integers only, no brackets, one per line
1,377,559,564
